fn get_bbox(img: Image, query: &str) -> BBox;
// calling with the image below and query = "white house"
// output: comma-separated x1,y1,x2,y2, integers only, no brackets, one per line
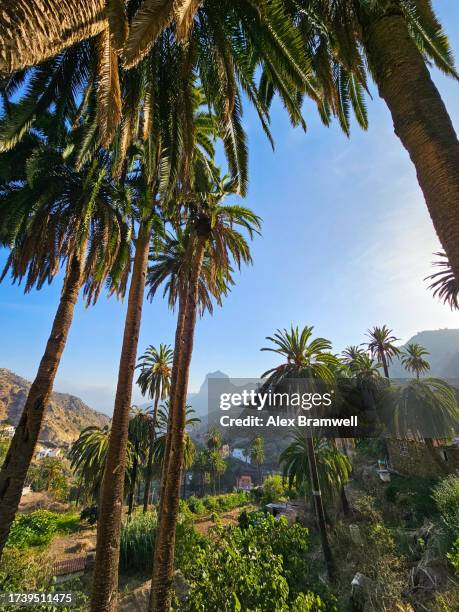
36,447,62,460
232,448,251,463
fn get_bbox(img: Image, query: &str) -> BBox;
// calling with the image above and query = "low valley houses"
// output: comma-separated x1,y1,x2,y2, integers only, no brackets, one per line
36,447,62,460
236,475,253,491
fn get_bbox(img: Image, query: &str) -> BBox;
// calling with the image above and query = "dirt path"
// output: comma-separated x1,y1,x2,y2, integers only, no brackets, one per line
193,505,256,535
47,527,96,561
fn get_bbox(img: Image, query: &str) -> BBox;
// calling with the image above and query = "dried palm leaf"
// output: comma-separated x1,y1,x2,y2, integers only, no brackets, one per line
96,28,122,147
123,0,175,69
107,0,129,53
174,0,201,42
0,0,106,73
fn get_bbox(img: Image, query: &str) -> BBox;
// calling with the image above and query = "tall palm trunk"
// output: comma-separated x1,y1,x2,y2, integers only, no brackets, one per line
305,437,336,582
127,441,140,516
143,396,160,513
0,0,106,73
150,234,207,612
91,218,152,612
380,352,389,379
0,246,86,558
363,10,459,280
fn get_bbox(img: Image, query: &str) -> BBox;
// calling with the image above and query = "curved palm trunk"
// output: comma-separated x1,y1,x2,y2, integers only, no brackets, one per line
150,234,207,612
0,0,106,73
127,441,140,517
143,396,160,513
363,11,459,280
91,219,152,612
0,247,86,559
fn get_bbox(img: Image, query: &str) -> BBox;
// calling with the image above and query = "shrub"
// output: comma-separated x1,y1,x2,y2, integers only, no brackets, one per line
261,475,286,505
186,496,205,515
385,475,438,519
6,510,79,549
432,476,459,542
185,492,249,516
80,506,98,525
182,514,334,611
447,537,459,576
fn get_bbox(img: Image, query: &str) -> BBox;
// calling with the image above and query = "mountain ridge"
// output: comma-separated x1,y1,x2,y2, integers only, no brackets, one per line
0,368,110,444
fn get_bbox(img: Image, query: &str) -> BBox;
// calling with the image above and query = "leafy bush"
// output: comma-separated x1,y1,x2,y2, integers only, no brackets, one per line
182,514,334,611
186,496,205,515
447,537,459,575
184,492,249,517
6,510,79,549
119,511,203,573
0,548,88,611
80,506,98,525
0,548,51,591
432,475,459,546
261,475,287,505
385,475,438,519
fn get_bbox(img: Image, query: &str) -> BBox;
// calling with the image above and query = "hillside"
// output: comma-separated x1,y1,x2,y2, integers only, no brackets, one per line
389,328,459,378
0,368,110,444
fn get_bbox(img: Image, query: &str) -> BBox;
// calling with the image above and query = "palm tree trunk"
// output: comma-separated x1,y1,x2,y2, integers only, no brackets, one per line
363,10,459,280
381,353,389,379
127,442,140,517
0,0,107,73
90,218,152,612
143,396,160,513
0,247,86,559
305,437,336,582
340,485,351,516
150,234,207,612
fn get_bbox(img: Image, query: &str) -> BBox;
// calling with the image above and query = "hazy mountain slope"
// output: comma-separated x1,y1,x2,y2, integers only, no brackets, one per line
0,368,110,444
389,329,459,378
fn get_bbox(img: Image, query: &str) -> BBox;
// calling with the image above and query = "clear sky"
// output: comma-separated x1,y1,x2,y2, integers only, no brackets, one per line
1,1,459,415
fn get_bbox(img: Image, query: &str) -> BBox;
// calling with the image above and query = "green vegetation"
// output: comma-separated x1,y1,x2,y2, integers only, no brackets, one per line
184,492,249,516
385,474,438,520
432,476,459,542
6,510,80,549
182,514,335,611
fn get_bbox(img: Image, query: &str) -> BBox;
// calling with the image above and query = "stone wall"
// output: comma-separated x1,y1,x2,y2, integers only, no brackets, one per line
387,439,459,477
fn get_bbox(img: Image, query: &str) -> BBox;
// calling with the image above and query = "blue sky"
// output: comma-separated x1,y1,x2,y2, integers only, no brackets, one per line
1,1,459,414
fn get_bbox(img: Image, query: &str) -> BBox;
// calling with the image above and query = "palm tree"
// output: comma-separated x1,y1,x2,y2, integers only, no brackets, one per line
136,344,173,512
249,435,265,485
261,325,339,581
127,406,151,516
426,252,459,310
149,178,260,610
0,137,129,559
69,426,134,504
379,378,459,474
152,403,200,475
341,345,366,368
291,0,459,280
401,343,430,380
90,84,226,612
280,431,352,518
366,325,400,379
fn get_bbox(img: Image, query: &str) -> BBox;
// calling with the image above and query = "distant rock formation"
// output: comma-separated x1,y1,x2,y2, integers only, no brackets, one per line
0,368,110,444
